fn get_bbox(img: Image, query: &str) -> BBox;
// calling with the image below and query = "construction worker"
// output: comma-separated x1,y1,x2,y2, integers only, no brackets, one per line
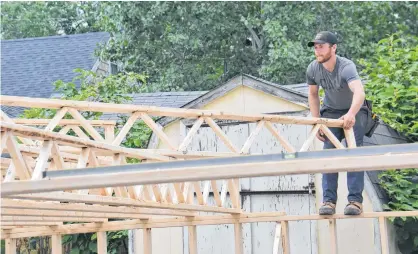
306,31,368,215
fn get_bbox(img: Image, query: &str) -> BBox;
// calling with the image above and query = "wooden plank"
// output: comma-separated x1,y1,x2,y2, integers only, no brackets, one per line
13,119,116,126
140,113,176,150
1,110,35,146
3,152,418,196
97,231,107,254
143,228,152,254
228,179,240,208
77,148,91,195
300,124,321,152
379,217,389,254
31,140,53,180
67,108,105,141
320,125,345,149
329,219,338,254
44,107,69,132
5,135,31,179
4,163,16,182
272,223,282,254
204,117,239,153
51,234,62,254
58,126,71,135
1,131,9,153
344,128,357,148
70,126,90,140
178,117,204,151
211,180,222,207
220,181,228,207
1,216,105,222
240,120,265,154
104,125,115,143
50,142,65,170
4,211,418,240
234,223,243,254
281,221,290,254
264,121,296,153
5,238,16,254
202,181,211,205
1,95,345,127
193,182,205,205
1,122,170,161
188,225,198,254
173,183,185,203
112,112,141,146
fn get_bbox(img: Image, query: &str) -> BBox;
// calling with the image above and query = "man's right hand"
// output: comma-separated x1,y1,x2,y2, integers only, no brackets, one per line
316,129,325,142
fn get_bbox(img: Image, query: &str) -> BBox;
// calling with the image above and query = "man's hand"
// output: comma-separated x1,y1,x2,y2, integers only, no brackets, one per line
316,129,325,142
339,113,356,130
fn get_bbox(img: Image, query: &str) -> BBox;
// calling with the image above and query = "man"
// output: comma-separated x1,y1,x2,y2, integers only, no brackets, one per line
306,31,368,215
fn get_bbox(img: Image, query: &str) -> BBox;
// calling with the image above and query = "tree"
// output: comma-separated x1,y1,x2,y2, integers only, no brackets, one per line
1,1,99,39
96,1,263,91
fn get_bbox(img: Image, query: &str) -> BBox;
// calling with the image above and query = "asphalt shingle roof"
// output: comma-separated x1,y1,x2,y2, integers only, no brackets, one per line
1,32,110,117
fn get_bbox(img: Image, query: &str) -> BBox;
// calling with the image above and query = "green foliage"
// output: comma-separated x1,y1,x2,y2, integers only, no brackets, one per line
360,33,418,142
379,168,418,253
0,1,99,39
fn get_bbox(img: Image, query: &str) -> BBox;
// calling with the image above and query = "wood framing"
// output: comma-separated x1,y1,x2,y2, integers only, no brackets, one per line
1,96,416,254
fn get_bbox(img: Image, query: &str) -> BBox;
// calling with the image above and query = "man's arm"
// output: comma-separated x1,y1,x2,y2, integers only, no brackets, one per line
308,85,321,118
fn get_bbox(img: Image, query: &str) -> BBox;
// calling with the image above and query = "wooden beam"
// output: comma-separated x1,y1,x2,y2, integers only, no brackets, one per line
204,117,239,153
51,234,62,254
178,117,204,151
1,110,35,146
70,126,90,140
1,122,170,161
44,107,69,132
112,112,141,146
1,95,345,127
67,108,105,141
281,221,290,254
31,140,53,180
379,217,389,254
2,199,196,217
1,216,106,222
264,121,296,153
300,124,321,152
13,119,116,126
5,238,16,254
320,125,345,149
5,135,31,179
4,152,417,196
3,211,418,239
329,219,338,254
97,231,107,254
234,223,243,254
344,128,357,148
50,142,65,170
240,120,265,154
140,113,176,150
188,226,198,254
272,223,282,254
143,228,152,254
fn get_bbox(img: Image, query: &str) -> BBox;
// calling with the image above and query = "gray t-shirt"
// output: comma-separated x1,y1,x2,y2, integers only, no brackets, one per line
306,56,361,110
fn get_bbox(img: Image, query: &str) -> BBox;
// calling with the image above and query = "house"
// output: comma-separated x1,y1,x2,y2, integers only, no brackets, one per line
128,74,407,254
1,32,111,117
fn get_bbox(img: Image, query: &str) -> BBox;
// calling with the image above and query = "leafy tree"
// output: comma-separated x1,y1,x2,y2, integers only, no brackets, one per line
1,1,98,39
96,1,262,91
361,33,418,254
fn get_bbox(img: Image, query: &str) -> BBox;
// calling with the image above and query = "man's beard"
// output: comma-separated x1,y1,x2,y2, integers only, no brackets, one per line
316,52,332,63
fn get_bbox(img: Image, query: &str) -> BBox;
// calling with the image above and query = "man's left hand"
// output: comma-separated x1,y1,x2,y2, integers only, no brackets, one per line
339,113,356,130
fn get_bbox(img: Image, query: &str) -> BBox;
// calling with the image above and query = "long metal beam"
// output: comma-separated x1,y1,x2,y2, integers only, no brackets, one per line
43,143,418,178
1,144,417,197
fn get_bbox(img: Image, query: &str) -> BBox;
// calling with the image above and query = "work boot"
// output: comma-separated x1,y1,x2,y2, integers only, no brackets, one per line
344,201,363,215
319,202,336,215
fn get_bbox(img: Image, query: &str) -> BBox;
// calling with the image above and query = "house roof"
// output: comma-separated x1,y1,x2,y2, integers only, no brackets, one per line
1,32,110,117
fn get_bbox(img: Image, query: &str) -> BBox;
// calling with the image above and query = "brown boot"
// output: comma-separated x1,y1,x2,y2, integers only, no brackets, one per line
344,201,363,215
319,202,336,215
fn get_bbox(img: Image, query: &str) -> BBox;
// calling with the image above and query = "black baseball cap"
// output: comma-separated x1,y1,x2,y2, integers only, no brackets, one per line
308,31,338,47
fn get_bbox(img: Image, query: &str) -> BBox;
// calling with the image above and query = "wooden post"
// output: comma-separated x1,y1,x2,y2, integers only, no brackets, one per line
234,222,243,254
143,228,152,254
5,238,17,254
97,231,107,254
281,221,290,254
329,219,338,254
379,217,389,254
272,223,282,254
188,225,198,254
51,234,62,254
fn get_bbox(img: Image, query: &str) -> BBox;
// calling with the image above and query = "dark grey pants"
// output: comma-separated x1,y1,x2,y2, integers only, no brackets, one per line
320,106,368,203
